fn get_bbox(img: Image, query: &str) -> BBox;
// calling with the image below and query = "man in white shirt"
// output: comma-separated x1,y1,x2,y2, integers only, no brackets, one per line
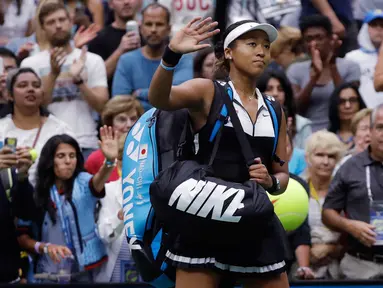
346,10,383,108
21,2,108,159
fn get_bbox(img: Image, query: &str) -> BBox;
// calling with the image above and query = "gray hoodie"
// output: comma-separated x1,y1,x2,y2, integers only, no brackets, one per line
345,23,383,108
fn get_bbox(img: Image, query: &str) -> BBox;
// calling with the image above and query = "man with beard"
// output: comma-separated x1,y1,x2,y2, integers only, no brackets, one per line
21,2,108,160
112,3,193,111
88,0,142,90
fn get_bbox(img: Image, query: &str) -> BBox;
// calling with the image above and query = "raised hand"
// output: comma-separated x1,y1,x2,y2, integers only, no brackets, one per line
15,147,33,179
50,47,67,76
325,34,342,65
17,42,35,59
70,46,87,79
117,31,141,54
0,146,17,169
309,42,322,80
99,125,120,162
169,17,219,54
74,24,101,49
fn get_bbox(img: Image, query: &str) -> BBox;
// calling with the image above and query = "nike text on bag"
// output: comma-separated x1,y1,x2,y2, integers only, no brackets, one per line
121,81,283,286
150,82,276,244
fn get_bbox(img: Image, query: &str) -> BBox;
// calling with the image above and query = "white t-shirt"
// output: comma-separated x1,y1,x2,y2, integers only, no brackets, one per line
157,0,215,35
0,0,35,39
0,114,74,186
21,48,108,149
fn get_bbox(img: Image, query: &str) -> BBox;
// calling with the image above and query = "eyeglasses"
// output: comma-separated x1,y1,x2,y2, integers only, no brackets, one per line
339,97,359,105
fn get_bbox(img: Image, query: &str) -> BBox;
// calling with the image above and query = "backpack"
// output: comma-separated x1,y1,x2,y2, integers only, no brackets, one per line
121,81,283,287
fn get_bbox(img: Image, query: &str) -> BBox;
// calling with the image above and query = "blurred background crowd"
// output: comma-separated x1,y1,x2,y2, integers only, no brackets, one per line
1,0,383,284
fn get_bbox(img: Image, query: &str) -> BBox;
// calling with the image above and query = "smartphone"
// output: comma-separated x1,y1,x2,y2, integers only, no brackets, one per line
126,20,139,35
4,137,17,153
0,57,4,75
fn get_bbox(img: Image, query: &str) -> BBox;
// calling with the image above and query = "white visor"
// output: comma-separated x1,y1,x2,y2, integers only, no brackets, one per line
223,22,278,49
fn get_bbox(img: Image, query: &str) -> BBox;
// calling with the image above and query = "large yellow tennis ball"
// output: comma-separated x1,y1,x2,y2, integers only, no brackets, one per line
29,149,38,162
267,178,309,232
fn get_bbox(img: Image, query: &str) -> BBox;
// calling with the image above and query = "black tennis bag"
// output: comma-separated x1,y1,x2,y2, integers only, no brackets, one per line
150,82,276,244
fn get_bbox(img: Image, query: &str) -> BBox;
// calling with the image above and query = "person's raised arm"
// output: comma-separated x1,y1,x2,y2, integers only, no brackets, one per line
374,44,383,91
292,43,322,114
92,126,119,192
310,0,345,38
148,17,219,111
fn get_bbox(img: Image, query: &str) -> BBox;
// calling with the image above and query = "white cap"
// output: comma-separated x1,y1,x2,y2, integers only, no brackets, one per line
223,22,278,49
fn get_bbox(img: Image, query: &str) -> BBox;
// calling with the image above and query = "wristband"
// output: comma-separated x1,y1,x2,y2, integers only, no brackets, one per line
297,267,310,272
34,241,41,254
162,46,182,67
160,60,176,71
104,158,117,168
43,243,51,255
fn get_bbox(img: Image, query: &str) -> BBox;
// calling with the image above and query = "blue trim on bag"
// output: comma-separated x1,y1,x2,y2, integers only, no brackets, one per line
209,85,234,142
149,273,174,288
264,98,279,157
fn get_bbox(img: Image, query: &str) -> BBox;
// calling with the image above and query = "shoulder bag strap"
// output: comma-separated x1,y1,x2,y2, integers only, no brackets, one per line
215,82,255,167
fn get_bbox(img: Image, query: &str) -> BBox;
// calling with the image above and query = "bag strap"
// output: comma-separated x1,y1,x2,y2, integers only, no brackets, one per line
213,82,255,167
263,95,285,166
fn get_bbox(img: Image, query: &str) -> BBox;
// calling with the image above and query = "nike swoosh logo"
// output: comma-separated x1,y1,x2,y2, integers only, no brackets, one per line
271,199,278,205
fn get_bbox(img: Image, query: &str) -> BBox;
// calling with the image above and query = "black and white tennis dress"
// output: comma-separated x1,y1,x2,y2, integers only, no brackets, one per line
164,82,290,276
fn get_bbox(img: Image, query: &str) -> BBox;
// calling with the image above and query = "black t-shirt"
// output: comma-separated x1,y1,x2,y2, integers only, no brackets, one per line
88,25,126,92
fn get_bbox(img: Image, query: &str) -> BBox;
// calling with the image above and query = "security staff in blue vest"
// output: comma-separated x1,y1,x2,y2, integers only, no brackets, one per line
148,17,289,288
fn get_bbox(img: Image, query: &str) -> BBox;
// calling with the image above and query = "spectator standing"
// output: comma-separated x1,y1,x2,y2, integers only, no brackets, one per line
0,68,74,186
257,69,312,149
112,3,193,111
95,133,141,283
88,0,141,90
354,0,383,29
322,104,383,279
346,10,383,108
287,15,361,132
0,146,36,283
18,130,119,283
333,108,372,175
0,48,18,104
21,2,109,160
0,0,36,46
328,82,367,151
300,0,358,56
85,96,143,182
193,46,214,79
303,130,344,279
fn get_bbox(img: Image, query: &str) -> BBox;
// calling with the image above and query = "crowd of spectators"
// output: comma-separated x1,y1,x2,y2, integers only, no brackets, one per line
1,0,383,284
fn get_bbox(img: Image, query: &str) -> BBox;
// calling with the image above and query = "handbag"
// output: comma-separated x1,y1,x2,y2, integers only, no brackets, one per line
150,83,275,244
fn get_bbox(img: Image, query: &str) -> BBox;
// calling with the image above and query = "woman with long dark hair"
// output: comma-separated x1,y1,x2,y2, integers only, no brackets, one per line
257,69,312,149
328,82,366,150
148,17,289,287
17,128,119,283
0,68,74,186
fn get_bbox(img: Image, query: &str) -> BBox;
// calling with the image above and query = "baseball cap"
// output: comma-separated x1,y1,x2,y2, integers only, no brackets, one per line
224,21,278,49
364,9,383,24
